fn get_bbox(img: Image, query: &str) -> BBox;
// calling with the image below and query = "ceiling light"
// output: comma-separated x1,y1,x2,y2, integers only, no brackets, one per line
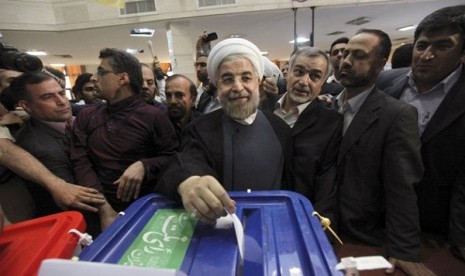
289,37,310,44
130,28,155,37
261,51,269,56
26,50,47,56
126,48,144,54
326,31,345,36
397,25,417,31
345,17,371,26
50,63,65,67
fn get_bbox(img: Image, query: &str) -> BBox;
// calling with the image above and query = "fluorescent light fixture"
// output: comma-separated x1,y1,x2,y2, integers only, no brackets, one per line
126,48,144,54
397,25,417,31
261,51,269,56
289,37,310,44
26,50,47,56
130,28,155,37
50,63,65,67
345,17,371,26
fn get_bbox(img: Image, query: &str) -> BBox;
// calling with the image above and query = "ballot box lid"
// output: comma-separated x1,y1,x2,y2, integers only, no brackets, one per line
79,191,342,276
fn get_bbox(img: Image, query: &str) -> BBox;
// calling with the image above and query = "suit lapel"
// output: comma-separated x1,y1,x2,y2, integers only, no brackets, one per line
292,101,320,136
384,74,408,99
421,72,465,144
338,89,381,163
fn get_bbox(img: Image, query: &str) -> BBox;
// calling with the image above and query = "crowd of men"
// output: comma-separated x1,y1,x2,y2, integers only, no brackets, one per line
0,5,464,275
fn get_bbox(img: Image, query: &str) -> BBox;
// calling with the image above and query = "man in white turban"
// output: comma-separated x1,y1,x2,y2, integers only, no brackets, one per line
157,38,294,223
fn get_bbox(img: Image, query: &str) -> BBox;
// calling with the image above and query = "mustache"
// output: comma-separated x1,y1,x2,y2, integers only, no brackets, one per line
228,92,250,99
293,85,312,94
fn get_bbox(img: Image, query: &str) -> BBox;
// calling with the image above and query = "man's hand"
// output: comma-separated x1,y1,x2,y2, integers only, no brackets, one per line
114,161,145,202
316,94,334,106
0,112,24,126
260,77,279,97
386,257,436,276
98,200,118,231
178,175,235,224
50,181,105,212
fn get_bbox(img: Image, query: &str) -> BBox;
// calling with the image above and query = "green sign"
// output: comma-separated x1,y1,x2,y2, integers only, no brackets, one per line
118,209,197,269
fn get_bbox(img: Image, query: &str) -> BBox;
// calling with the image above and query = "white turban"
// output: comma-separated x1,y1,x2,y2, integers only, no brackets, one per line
262,56,283,84
207,38,264,85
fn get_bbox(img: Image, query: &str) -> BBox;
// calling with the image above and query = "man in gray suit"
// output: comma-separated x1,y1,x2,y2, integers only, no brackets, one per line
378,5,465,262
335,29,433,275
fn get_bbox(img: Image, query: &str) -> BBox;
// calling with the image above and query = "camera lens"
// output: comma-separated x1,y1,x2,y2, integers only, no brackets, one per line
0,49,43,73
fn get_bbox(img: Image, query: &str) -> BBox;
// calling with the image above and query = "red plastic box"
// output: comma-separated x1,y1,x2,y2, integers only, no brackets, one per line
0,211,86,276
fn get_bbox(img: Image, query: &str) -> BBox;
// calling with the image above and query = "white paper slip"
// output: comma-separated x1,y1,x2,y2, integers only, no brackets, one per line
216,209,245,261
336,256,392,271
230,212,244,260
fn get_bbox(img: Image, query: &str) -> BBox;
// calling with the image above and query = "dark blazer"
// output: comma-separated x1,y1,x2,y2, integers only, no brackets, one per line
15,118,74,216
378,66,465,248
157,109,294,199
292,101,342,221
337,87,423,261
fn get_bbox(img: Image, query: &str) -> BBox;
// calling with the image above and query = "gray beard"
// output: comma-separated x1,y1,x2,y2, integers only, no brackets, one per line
289,91,312,104
220,92,259,120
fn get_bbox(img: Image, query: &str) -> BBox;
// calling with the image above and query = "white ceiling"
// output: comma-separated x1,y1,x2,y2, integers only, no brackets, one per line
0,0,463,67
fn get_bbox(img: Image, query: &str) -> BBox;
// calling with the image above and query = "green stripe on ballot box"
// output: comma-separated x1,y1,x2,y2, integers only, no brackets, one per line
118,209,197,269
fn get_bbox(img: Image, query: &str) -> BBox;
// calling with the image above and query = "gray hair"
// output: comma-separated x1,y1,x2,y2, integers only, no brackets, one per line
288,47,333,82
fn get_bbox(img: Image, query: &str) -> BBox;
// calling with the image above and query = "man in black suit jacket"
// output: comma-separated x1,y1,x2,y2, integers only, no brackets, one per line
377,5,465,261
157,38,293,225
11,72,105,234
272,47,342,223
336,29,432,275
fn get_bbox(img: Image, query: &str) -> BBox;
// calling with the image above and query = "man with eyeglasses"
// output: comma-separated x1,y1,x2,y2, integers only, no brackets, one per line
157,38,293,224
71,48,178,231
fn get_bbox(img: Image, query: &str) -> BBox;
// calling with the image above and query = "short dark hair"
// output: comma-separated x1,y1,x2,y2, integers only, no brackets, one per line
391,43,414,69
196,52,209,60
329,37,349,55
9,71,54,102
99,48,143,94
414,5,465,52
356,29,392,60
72,72,93,98
165,74,197,99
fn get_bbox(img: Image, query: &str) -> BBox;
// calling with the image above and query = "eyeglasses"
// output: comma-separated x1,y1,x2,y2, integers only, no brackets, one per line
97,67,115,76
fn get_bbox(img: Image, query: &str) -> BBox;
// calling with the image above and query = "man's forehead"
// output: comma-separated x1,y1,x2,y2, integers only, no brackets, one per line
417,28,463,42
332,43,347,51
294,55,327,69
347,34,379,51
142,66,154,79
27,78,62,93
197,56,208,63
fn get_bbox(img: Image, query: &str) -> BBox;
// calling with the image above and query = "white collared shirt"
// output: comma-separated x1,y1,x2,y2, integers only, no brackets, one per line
401,65,462,135
273,93,311,128
336,85,374,135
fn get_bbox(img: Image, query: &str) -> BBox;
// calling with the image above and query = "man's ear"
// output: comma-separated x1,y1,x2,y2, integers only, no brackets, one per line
119,72,129,86
17,100,31,114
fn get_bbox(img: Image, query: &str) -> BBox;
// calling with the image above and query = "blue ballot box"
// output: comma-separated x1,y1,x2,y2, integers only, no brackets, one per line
79,191,342,276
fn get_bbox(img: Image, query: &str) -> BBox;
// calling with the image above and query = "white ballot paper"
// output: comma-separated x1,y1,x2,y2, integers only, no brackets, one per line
336,256,392,271
215,210,245,261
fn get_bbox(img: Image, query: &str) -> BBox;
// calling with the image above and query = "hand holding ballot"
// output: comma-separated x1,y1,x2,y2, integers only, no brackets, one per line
178,175,236,225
